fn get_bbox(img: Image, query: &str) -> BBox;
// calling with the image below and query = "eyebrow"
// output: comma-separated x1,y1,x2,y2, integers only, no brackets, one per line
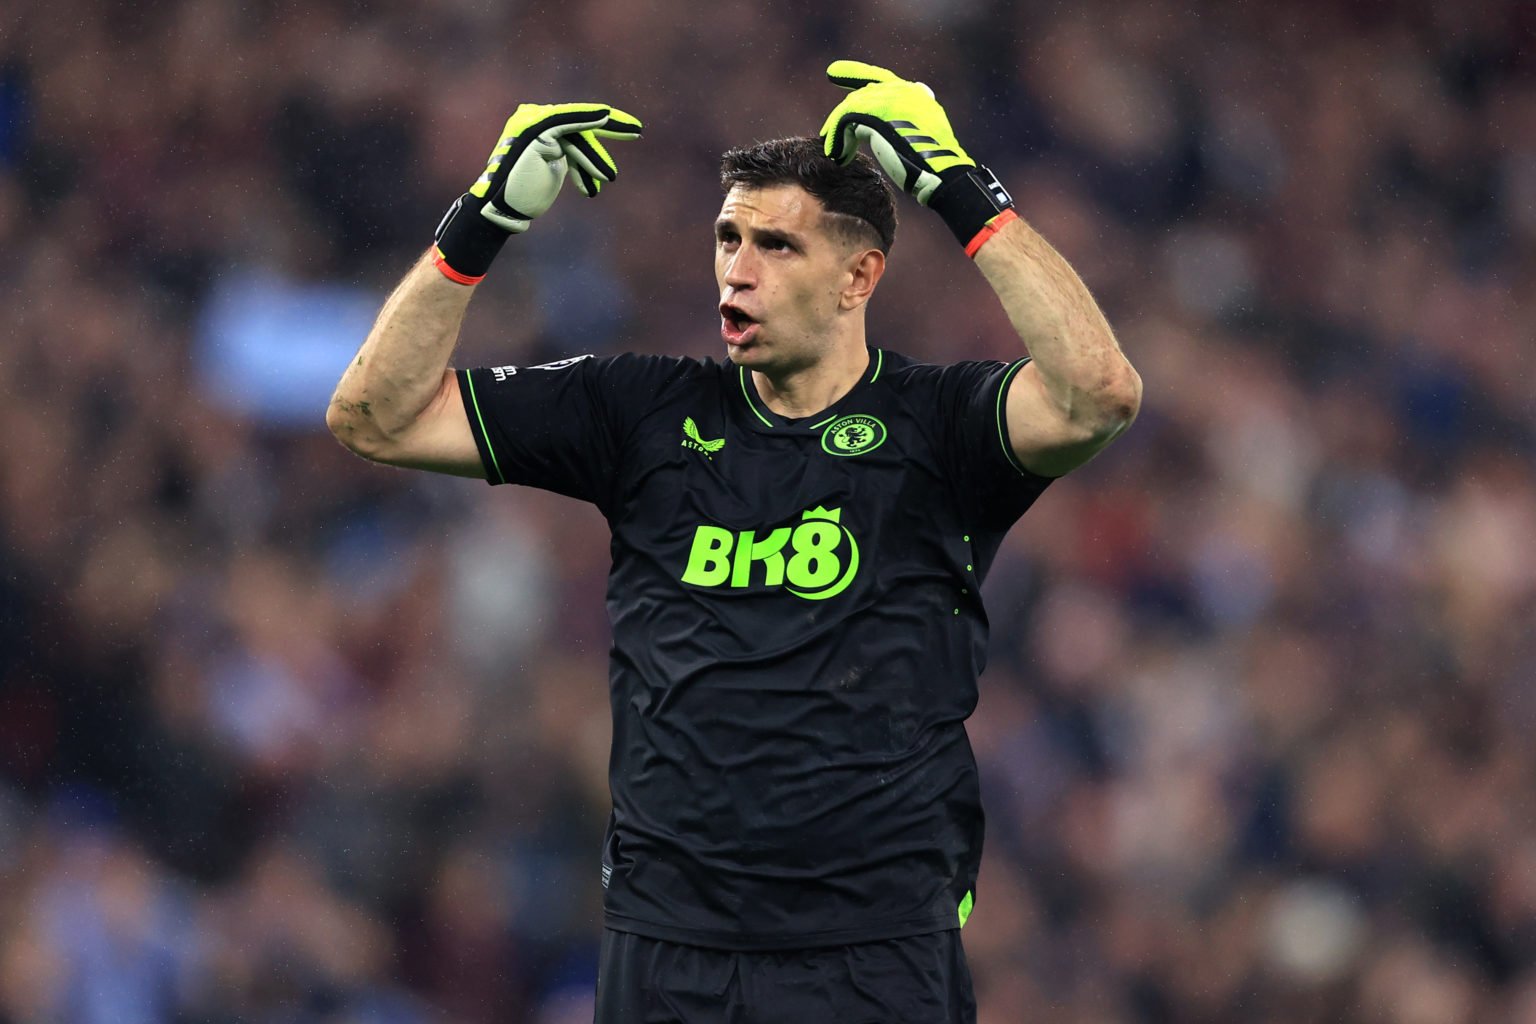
714,219,805,250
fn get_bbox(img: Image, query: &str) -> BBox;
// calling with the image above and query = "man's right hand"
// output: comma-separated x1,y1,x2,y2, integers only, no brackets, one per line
433,103,643,283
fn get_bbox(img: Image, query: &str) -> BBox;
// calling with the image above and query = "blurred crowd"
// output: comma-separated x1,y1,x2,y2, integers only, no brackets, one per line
3,0,1535,1021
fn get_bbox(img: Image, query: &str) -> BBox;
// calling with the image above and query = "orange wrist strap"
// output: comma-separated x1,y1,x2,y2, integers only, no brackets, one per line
432,247,486,286
964,208,1019,259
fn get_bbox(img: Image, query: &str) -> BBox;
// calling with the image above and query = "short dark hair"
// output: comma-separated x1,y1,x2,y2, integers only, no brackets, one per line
720,137,897,254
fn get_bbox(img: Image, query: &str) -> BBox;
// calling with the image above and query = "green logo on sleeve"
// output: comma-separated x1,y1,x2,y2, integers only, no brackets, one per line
680,506,860,601
681,417,726,458
821,414,887,457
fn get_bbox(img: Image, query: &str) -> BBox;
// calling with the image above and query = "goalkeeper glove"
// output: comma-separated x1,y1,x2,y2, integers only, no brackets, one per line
433,103,643,283
819,61,1015,255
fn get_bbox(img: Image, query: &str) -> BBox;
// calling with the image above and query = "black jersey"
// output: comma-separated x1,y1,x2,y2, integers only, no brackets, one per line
457,348,1052,950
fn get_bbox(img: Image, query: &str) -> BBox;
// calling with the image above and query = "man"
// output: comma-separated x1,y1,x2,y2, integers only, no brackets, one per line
328,61,1140,1023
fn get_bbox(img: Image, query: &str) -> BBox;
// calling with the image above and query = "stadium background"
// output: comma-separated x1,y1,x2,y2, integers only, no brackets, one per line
3,0,1535,1021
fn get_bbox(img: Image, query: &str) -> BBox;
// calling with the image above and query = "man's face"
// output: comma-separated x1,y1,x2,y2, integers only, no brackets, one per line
714,184,859,374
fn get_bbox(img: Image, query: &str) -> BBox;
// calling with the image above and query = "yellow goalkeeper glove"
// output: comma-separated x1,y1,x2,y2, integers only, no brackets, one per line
433,103,643,283
820,61,1014,253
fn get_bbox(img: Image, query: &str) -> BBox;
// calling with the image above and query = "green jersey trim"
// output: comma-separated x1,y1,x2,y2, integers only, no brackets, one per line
463,371,506,484
994,358,1033,478
733,349,885,432
739,367,776,428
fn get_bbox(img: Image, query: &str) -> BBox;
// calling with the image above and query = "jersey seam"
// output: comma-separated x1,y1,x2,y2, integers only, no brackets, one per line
602,909,957,951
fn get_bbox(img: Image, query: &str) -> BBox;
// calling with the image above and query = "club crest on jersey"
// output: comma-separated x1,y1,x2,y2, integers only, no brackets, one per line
681,417,726,459
820,414,887,457
680,506,860,601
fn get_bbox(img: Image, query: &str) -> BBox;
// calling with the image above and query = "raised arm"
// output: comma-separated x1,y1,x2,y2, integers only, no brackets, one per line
819,60,1140,477
974,216,1140,478
326,103,643,475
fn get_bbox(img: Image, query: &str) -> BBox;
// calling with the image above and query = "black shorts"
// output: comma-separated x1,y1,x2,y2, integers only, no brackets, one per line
594,927,976,1024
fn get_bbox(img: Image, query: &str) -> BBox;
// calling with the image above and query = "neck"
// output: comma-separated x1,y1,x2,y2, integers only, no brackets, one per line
753,338,870,418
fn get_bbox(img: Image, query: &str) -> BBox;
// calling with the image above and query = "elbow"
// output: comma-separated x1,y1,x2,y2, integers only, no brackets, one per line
1108,362,1143,431
324,398,351,443
1083,361,1142,443
326,395,390,462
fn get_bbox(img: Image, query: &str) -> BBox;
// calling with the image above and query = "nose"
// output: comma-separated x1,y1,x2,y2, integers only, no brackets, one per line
722,246,756,290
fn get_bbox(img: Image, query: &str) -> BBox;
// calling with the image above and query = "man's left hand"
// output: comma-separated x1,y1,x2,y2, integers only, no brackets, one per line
820,60,1015,252
819,60,974,205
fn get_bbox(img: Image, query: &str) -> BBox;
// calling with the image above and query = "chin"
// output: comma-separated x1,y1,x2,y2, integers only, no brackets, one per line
735,342,821,379
725,340,768,367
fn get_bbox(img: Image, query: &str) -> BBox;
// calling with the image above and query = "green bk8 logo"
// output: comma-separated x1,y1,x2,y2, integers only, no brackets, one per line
680,506,860,601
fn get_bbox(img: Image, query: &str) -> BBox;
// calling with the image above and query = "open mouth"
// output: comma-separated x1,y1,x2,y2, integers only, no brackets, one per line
719,303,759,345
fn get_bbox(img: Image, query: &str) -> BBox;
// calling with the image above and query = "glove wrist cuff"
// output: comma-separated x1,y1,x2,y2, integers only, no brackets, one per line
434,193,513,281
929,165,1015,251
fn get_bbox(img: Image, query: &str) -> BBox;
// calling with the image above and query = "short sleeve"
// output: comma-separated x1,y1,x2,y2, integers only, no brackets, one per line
934,358,1055,528
457,353,678,511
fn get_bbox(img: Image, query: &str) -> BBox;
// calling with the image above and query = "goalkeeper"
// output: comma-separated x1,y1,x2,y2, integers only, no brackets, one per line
329,62,1140,1022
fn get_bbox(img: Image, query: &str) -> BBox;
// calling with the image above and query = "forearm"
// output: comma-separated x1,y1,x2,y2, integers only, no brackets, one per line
327,252,474,453
973,217,1140,432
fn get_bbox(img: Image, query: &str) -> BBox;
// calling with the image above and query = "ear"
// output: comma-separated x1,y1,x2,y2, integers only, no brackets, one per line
839,248,886,311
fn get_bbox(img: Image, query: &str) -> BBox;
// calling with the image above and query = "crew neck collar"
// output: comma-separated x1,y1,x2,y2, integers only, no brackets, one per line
732,348,886,435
